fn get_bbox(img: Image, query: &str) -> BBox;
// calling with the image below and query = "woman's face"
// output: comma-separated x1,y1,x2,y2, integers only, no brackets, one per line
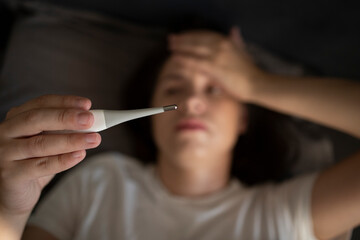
151,55,247,164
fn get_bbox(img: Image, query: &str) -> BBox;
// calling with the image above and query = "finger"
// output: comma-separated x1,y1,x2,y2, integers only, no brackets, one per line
6,95,91,120
169,33,219,58
3,133,101,161
229,26,245,49
169,40,214,58
172,54,215,74
38,175,55,189
12,150,87,182
2,108,94,138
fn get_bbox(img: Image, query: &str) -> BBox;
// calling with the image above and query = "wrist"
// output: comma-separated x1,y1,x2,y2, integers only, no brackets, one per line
0,209,30,240
241,69,270,103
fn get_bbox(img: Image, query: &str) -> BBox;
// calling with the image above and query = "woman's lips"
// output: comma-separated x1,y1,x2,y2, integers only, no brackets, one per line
175,119,208,131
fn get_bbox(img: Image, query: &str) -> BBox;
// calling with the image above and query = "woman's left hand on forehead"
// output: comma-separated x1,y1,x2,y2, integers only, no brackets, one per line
168,27,265,101
169,30,227,58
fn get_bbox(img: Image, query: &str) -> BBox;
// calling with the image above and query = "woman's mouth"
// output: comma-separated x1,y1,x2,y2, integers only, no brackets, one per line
175,119,208,131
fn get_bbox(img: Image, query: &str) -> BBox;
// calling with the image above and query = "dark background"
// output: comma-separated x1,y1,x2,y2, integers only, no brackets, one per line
2,0,360,78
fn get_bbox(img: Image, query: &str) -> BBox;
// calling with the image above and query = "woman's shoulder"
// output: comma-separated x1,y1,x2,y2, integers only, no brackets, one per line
249,172,319,196
240,172,319,216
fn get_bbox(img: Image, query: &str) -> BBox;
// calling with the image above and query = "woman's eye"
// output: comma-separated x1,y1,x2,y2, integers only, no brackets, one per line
206,85,222,95
164,87,181,95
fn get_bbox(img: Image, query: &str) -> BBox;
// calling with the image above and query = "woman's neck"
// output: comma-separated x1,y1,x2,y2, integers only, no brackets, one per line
155,153,232,198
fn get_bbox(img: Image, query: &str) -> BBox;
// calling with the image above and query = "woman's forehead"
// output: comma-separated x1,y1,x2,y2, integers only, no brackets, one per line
161,57,189,75
158,56,211,84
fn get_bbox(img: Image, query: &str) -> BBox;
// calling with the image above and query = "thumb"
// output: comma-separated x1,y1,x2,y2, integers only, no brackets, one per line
38,175,55,189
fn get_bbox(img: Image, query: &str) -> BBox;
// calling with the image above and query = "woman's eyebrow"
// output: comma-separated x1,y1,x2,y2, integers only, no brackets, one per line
161,73,188,82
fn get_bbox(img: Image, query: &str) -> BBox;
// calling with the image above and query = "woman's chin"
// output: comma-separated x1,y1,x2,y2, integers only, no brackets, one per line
171,137,210,156
175,129,208,140
173,146,210,162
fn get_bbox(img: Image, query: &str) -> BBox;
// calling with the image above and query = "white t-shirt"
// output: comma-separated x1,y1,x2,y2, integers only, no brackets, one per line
28,152,348,240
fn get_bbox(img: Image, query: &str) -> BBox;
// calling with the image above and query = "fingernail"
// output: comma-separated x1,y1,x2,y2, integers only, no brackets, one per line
86,133,98,143
76,98,91,109
78,112,91,125
72,151,83,159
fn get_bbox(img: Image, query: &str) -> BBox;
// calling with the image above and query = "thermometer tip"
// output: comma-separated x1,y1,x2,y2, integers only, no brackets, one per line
163,104,178,112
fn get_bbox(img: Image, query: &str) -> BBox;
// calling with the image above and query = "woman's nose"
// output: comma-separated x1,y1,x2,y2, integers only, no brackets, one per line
179,92,208,116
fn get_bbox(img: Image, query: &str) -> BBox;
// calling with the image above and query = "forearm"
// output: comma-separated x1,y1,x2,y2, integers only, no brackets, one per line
247,73,360,138
0,211,30,240
312,150,360,239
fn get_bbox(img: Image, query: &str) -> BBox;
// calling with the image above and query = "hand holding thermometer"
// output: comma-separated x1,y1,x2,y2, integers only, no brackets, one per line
48,104,177,134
